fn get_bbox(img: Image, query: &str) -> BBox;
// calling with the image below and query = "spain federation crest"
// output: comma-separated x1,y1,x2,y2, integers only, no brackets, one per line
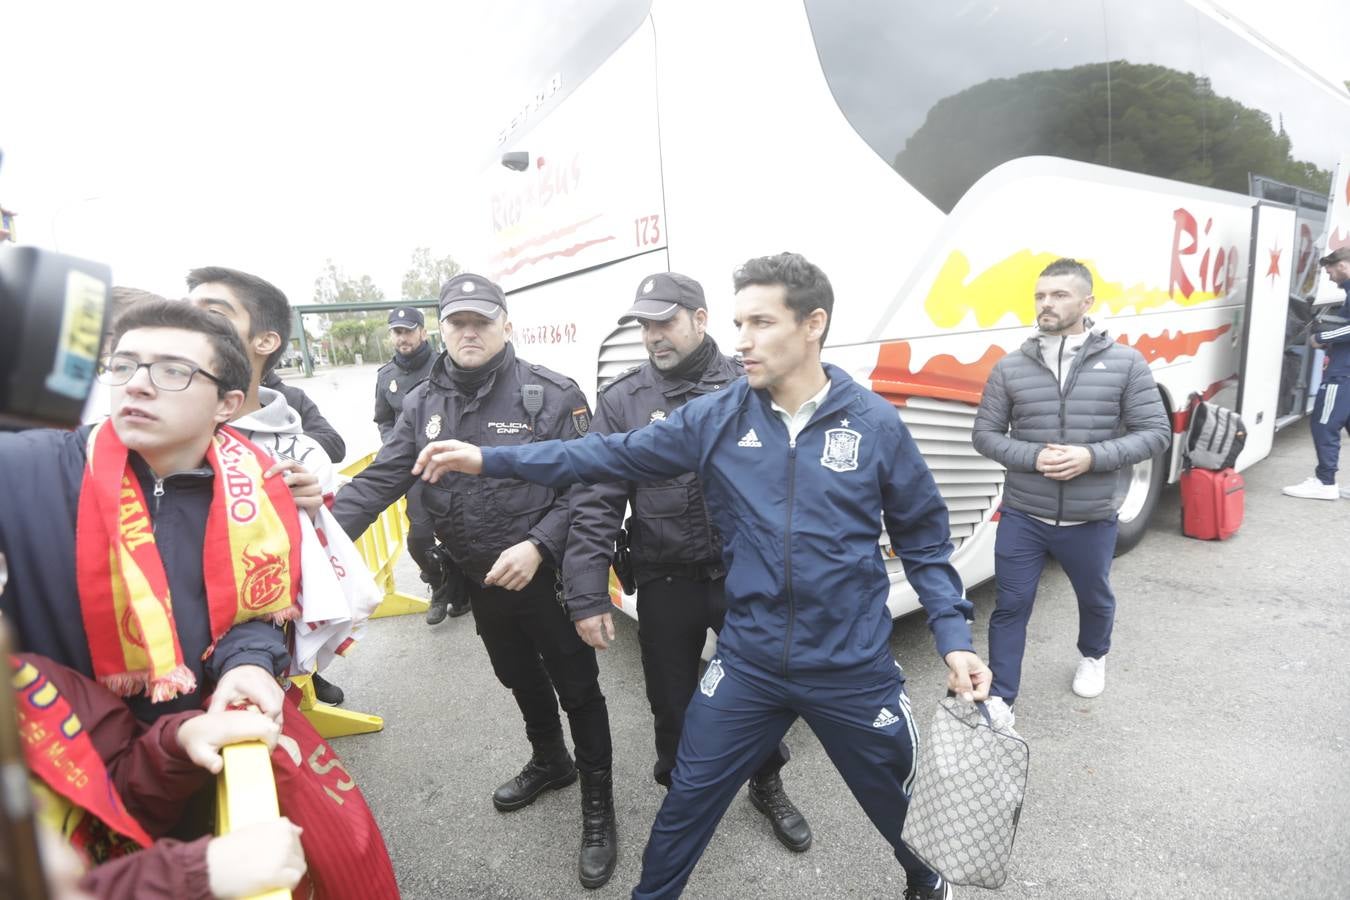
820,427,861,472
424,414,443,440
700,658,725,698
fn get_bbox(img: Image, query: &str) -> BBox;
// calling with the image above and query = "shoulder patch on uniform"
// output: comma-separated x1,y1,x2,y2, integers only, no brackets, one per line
527,362,582,392
571,406,591,436
599,364,644,394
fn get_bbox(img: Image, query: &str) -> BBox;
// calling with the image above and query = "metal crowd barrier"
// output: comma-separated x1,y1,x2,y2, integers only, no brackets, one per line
215,741,290,900
337,451,430,620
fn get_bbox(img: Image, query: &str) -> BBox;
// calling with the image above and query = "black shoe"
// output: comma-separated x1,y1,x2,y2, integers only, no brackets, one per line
426,596,449,625
748,771,812,852
310,673,344,706
492,748,577,812
903,879,952,900
447,595,471,618
578,769,617,889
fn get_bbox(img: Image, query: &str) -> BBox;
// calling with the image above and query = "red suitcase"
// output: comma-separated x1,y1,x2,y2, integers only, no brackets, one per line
1180,467,1244,540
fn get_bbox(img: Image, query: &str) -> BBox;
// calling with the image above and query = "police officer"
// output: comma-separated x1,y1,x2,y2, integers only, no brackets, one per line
332,273,618,890
566,272,813,853
373,306,467,622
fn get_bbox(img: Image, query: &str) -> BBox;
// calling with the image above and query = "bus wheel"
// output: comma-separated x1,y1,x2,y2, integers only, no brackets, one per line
1114,450,1167,556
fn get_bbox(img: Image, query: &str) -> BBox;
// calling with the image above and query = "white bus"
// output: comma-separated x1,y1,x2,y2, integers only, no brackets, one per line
471,0,1350,618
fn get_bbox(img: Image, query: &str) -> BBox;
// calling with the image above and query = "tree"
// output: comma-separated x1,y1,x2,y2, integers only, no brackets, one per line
401,247,461,302
313,258,386,306
895,60,1332,213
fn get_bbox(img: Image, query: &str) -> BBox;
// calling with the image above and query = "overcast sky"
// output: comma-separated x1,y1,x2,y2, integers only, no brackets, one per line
2,0,1346,308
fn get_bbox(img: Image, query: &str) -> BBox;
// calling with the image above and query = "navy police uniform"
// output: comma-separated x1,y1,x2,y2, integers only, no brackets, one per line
372,306,439,585
333,275,616,887
481,364,971,897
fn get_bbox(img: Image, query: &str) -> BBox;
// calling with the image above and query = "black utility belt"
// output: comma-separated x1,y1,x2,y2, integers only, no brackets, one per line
636,562,726,586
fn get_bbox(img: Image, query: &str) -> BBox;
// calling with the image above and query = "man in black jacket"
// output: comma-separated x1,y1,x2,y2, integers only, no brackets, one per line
371,306,465,621
331,273,617,889
566,272,812,852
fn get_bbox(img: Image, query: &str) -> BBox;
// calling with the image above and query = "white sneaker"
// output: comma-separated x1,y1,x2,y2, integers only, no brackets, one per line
1281,476,1339,500
984,696,1017,731
1072,656,1106,698
1341,486,1350,499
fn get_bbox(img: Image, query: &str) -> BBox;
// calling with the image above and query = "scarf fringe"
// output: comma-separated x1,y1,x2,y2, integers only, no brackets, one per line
149,665,198,703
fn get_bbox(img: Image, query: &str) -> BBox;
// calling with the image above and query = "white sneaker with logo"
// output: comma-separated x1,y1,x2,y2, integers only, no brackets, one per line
1282,476,1339,500
1072,656,1106,698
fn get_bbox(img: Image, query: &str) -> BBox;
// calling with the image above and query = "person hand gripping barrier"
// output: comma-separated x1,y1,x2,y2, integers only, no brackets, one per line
177,707,281,774
207,664,286,725
206,817,307,898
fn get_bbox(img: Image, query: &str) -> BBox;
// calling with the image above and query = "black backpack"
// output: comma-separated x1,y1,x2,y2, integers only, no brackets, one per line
1183,395,1246,471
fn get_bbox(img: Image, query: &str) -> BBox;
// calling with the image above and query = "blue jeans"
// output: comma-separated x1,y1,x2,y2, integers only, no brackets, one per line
988,508,1118,704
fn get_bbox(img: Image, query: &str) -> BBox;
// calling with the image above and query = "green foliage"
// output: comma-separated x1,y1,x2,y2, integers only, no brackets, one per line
895,61,1333,213
401,247,461,302
313,258,386,306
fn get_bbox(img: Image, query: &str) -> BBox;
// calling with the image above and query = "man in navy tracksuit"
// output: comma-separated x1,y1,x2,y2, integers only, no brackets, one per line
1282,246,1350,500
414,253,993,900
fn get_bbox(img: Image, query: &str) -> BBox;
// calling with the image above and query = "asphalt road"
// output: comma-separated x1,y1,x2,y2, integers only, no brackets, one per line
289,365,1350,899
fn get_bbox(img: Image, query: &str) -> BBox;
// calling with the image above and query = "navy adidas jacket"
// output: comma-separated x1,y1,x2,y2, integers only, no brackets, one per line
0,426,291,722
1315,282,1350,380
482,365,974,685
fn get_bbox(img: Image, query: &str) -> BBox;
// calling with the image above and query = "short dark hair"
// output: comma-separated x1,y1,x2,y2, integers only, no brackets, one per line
1038,258,1093,294
732,252,835,344
186,266,292,373
110,298,251,396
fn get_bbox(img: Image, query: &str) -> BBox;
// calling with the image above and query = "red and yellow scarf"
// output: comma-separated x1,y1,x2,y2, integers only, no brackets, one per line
12,654,153,861
76,421,301,702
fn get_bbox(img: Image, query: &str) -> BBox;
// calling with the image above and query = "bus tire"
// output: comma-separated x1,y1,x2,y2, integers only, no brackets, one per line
1113,449,1167,557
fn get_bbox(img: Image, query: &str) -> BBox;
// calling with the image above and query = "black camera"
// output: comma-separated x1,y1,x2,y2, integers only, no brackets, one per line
0,244,113,429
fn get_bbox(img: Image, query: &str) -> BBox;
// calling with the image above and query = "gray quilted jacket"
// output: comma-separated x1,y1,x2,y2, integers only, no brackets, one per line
972,325,1170,522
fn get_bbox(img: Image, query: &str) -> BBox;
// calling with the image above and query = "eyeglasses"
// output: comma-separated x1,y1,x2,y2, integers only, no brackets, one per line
96,355,225,392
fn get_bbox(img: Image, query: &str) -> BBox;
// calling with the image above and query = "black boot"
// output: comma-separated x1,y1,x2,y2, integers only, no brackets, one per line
492,738,577,812
748,770,812,852
577,769,617,889
425,588,449,625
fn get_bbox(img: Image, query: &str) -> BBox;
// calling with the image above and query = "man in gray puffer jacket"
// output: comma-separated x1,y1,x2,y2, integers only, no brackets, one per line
973,258,1169,718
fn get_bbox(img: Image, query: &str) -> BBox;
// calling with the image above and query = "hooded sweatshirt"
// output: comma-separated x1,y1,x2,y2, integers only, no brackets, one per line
231,387,337,495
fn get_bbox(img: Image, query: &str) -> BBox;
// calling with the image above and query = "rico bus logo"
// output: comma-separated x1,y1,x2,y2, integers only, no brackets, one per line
1170,207,1240,301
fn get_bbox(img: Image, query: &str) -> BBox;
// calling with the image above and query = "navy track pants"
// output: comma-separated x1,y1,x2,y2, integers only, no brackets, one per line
1311,376,1350,485
988,507,1117,704
631,651,938,899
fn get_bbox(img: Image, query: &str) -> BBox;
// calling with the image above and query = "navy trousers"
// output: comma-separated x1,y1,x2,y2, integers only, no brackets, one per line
988,508,1117,704
631,651,938,899
636,575,789,788
1311,376,1350,485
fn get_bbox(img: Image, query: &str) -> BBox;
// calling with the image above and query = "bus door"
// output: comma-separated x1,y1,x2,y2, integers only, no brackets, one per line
1235,202,1296,469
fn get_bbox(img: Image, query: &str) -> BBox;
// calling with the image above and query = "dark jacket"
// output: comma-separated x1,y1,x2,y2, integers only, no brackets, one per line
21,654,216,899
261,371,346,462
972,326,1170,522
482,365,974,686
564,345,741,620
1315,284,1350,380
332,346,590,582
373,341,436,442
0,426,291,722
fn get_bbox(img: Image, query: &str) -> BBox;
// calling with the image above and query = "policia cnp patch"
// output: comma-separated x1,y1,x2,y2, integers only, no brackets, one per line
571,406,591,436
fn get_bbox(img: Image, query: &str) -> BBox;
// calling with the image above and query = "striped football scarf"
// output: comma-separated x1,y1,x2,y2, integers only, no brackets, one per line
75,421,301,702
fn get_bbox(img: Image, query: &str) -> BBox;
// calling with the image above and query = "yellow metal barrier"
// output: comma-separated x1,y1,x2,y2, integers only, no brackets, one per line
338,451,429,619
215,741,290,900
291,673,383,738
